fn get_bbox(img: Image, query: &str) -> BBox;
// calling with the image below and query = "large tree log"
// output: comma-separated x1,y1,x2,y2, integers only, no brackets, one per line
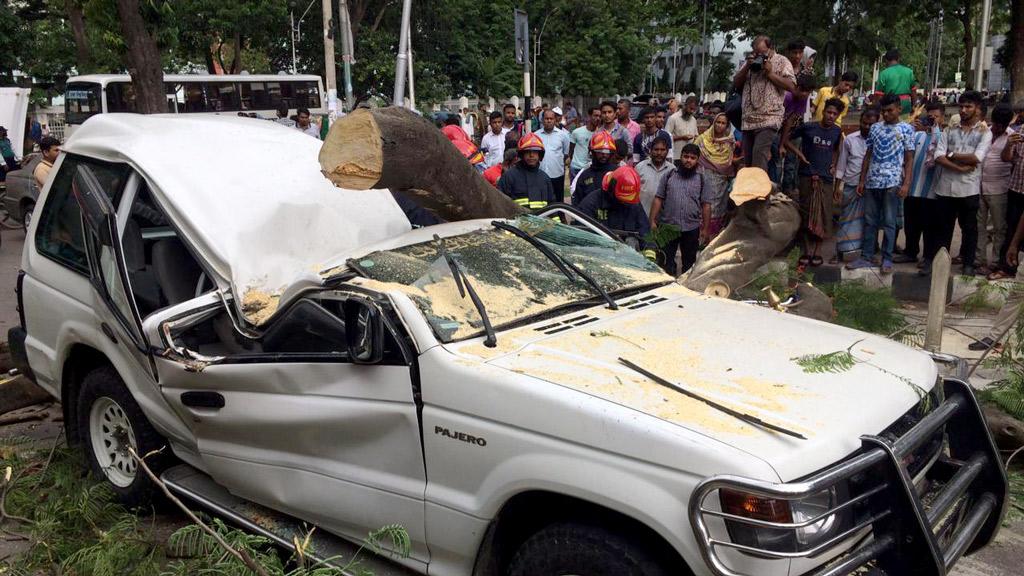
319,107,524,222
682,193,800,293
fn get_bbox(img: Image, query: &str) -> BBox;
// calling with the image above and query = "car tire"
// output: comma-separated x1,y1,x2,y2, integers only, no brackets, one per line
507,522,672,576
21,202,33,234
78,366,170,508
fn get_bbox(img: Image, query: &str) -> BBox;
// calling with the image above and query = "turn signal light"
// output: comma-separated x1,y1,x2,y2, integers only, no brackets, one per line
720,488,793,523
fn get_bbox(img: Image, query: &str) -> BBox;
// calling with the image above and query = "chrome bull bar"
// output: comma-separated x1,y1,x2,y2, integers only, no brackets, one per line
689,378,1007,576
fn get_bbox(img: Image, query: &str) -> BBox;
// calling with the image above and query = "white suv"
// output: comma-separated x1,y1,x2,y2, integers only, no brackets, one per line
9,113,1007,576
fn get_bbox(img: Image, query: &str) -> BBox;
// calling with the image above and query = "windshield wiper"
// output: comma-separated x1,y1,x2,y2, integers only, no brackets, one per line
491,221,618,310
434,234,497,348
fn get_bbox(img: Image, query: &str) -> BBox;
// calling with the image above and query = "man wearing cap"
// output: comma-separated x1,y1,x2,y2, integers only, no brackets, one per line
497,133,555,210
577,165,653,258
649,143,711,275
571,131,619,206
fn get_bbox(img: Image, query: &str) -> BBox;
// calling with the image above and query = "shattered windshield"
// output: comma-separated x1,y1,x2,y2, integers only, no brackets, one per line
354,215,670,342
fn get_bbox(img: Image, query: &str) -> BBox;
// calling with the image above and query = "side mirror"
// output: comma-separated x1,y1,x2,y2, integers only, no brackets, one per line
343,298,385,364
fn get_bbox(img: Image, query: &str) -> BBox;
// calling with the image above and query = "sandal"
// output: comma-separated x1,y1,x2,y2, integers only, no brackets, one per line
810,256,824,267
987,270,1012,280
798,255,811,267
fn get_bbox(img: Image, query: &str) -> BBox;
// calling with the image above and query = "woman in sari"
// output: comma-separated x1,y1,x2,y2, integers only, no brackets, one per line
695,113,739,239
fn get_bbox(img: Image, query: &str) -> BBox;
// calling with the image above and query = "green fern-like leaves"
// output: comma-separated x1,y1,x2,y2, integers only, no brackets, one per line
365,524,412,559
793,349,858,373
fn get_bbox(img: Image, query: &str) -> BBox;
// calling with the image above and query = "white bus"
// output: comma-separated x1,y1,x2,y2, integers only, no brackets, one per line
64,73,326,136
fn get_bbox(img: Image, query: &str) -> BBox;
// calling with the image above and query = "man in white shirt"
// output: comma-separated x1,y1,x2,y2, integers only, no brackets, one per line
634,135,673,215
536,110,571,199
480,112,506,169
933,91,993,276
834,108,878,257
975,104,1015,274
666,96,699,160
295,108,321,139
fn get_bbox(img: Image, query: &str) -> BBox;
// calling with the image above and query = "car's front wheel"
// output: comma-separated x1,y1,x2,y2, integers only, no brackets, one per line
507,522,673,576
78,366,170,507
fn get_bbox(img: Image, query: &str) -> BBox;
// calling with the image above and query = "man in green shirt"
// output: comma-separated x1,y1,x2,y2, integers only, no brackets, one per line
0,126,19,183
875,49,916,115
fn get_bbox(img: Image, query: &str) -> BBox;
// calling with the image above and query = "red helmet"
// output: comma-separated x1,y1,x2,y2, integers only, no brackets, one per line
517,132,546,159
602,166,642,205
589,131,616,154
453,138,485,165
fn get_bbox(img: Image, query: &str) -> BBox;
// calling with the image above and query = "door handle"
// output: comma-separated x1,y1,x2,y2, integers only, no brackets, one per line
100,322,118,344
180,391,225,410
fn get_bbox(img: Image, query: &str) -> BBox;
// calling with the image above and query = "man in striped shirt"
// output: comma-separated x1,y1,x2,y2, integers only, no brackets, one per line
901,102,945,266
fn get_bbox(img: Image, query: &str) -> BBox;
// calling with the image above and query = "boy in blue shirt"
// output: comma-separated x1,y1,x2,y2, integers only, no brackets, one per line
847,94,915,273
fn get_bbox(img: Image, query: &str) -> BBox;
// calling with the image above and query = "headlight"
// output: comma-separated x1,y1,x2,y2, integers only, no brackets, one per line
720,487,847,554
790,488,838,546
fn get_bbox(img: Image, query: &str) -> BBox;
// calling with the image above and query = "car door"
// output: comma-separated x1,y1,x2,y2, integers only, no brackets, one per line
73,162,155,381
140,292,429,567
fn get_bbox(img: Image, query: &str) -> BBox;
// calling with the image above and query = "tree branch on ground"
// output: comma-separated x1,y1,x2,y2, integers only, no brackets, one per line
127,447,272,576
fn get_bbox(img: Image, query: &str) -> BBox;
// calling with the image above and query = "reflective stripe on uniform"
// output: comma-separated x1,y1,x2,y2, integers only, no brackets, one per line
528,201,548,209
514,198,530,206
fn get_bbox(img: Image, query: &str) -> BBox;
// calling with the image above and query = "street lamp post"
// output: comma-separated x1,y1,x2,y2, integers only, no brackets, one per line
289,0,319,75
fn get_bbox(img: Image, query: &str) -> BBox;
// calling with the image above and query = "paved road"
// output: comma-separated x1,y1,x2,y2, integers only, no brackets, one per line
0,229,24,336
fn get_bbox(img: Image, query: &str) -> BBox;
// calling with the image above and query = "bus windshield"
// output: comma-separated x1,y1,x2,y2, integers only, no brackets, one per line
65,83,102,125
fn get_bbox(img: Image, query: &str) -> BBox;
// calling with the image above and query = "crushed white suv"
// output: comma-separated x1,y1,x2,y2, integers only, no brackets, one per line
8,114,1008,576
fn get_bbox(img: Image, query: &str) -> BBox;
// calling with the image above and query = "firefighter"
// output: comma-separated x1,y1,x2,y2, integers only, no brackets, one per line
497,133,556,210
570,131,618,205
577,165,655,259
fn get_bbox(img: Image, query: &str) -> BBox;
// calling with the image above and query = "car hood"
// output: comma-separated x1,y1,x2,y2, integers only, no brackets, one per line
447,283,938,481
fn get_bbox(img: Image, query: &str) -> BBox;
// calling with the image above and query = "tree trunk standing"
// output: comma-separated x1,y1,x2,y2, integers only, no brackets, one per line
115,0,166,114
958,3,975,89
1012,0,1024,105
66,0,91,73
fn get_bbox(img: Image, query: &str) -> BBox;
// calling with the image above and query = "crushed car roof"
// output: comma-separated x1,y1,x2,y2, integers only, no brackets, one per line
64,114,411,324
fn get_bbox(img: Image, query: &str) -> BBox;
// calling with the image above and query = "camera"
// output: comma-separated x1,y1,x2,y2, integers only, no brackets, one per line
750,54,766,73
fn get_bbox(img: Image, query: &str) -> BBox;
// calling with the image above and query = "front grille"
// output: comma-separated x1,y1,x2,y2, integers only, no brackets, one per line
689,378,1007,576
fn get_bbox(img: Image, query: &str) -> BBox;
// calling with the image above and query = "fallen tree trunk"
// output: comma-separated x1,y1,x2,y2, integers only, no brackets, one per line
319,107,524,222
682,193,800,293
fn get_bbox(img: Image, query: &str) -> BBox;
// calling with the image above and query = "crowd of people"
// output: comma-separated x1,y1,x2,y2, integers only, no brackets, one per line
439,37,1023,285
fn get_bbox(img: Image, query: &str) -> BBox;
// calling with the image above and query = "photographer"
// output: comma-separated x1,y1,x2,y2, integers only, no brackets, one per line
733,35,796,172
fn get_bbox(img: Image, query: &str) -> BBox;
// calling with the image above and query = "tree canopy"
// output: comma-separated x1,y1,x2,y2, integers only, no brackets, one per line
0,0,1017,108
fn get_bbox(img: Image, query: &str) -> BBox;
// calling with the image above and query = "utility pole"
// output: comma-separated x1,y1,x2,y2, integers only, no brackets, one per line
338,0,355,111
514,9,531,133
393,0,413,107
974,0,992,91
290,10,298,74
699,0,707,104
322,0,337,119
406,23,416,110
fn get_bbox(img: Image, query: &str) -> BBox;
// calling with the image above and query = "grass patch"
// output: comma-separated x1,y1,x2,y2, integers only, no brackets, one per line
0,440,404,575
